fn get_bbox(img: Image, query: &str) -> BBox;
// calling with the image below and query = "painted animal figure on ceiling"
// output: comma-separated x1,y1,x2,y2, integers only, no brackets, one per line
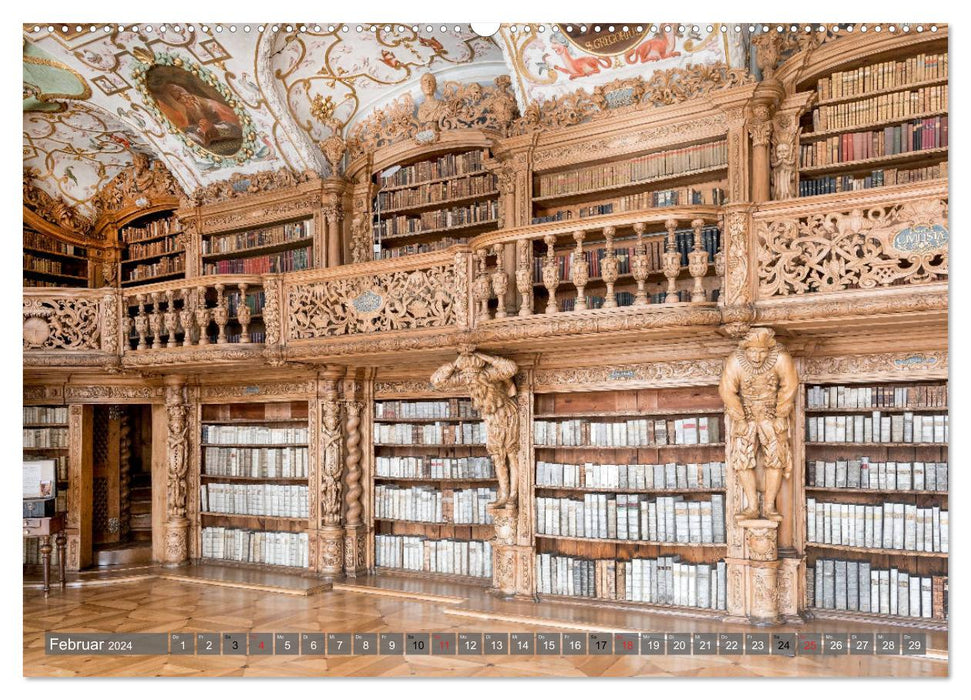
625,27,682,64
550,41,612,80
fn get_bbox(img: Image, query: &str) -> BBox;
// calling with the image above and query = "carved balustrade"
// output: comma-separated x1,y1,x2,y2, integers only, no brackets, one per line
754,185,948,299
468,208,723,321
121,275,268,352
23,287,121,367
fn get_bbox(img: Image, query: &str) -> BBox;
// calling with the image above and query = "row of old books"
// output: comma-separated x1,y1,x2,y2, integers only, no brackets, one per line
23,407,68,425
376,237,465,259
126,234,184,261
23,230,87,258
224,331,266,344
24,279,72,288
202,247,311,275
535,460,726,490
376,200,499,238
376,173,497,211
531,187,728,224
529,227,721,283
536,553,727,609
808,383,947,409
535,494,726,544
373,485,496,524
807,459,948,492
226,290,266,316
799,116,948,168
203,220,313,256
202,425,309,445
121,216,182,244
811,84,947,132
22,254,86,278
374,421,485,445
534,416,722,447
201,527,308,568
125,255,185,282
25,455,68,482
806,499,948,553
816,52,947,102
23,427,68,448
533,142,728,197
199,483,309,518
375,399,477,420
374,535,493,578
379,150,485,190
375,456,494,480
805,412,948,443
809,559,947,619
799,162,947,196
203,447,309,478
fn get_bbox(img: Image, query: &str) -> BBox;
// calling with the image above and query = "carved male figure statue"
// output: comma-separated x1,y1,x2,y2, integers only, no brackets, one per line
431,347,520,507
719,327,798,521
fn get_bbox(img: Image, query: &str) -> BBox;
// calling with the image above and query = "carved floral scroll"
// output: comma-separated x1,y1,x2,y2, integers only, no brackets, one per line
757,197,948,296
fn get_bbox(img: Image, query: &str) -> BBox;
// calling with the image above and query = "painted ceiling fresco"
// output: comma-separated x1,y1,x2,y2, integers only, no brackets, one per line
23,23,751,220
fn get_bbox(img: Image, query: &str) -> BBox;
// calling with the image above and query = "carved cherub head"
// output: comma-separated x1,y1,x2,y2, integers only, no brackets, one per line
740,327,777,366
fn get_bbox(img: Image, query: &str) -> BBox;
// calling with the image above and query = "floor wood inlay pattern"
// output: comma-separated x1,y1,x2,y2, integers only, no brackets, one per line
24,570,948,677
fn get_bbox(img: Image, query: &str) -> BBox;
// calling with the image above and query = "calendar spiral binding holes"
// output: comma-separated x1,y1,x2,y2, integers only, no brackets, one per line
27,23,942,36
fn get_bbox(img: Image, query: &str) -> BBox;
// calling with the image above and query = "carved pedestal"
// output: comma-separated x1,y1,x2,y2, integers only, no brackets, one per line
725,519,781,626
318,524,344,577
163,516,189,567
343,524,367,577
489,503,533,598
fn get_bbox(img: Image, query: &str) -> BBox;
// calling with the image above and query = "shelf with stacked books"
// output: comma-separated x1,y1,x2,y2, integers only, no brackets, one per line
23,228,90,288
22,406,71,566
201,218,314,275
372,397,496,584
798,44,948,197
120,212,185,286
372,149,500,260
802,380,948,629
532,385,727,613
197,400,311,570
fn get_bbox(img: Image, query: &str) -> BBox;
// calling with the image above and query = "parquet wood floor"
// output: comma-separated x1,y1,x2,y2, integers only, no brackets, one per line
23,567,948,677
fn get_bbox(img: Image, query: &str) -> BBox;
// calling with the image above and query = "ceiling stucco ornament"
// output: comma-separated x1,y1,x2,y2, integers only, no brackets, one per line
23,166,94,237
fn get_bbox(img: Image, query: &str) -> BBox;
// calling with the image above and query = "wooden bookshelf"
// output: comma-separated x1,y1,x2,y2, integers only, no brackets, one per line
120,211,185,287
22,406,71,566
798,45,948,197
197,400,311,570
372,397,496,580
532,385,728,610
372,149,500,260
201,218,314,275
803,379,948,627
23,228,89,288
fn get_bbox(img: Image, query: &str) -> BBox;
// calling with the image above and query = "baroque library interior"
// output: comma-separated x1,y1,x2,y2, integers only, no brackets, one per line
20,20,950,679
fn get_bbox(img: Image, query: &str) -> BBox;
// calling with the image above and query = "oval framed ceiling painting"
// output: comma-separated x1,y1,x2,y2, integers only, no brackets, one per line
131,49,258,165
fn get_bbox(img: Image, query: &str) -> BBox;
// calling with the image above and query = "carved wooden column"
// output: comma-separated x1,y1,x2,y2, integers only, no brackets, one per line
317,369,344,577
342,374,367,577
748,33,786,204
180,214,202,279
323,178,346,268
65,404,93,571
163,376,190,567
719,205,757,337
720,328,798,625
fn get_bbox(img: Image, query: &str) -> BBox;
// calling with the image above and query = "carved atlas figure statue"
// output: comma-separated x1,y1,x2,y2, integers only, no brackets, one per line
719,327,798,521
431,346,520,508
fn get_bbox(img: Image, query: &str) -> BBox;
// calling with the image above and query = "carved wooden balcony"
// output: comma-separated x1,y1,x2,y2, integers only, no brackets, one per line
752,182,948,329
120,275,274,369
23,288,121,370
465,208,725,344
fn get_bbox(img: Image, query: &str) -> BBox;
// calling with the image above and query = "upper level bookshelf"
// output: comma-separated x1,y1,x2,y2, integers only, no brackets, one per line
372,397,495,583
532,385,727,612
23,227,89,288
531,140,728,224
120,212,185,287
198,401,311,570
802,379,948,629
372,149,500,260
799,45,948,197
201,218,314,275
